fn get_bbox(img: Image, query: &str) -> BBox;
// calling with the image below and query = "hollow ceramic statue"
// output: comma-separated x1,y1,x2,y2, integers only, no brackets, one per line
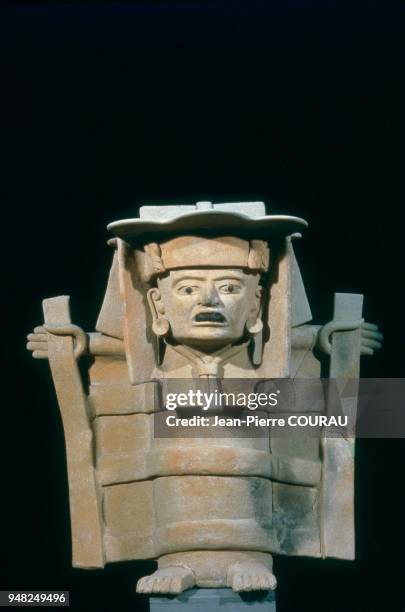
27,202,382,595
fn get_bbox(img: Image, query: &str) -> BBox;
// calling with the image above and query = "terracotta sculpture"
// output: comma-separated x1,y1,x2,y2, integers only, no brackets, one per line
27,202,382,594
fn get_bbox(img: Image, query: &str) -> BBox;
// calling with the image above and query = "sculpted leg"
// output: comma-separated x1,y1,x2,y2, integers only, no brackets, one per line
136,567,196,594
226,562,277,592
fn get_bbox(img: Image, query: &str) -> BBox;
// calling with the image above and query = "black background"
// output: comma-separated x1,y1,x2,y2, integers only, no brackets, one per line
1,1,404,611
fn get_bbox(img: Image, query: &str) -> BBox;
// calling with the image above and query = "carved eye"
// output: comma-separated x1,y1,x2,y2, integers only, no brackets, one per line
178,285,199,296
219,282,241,294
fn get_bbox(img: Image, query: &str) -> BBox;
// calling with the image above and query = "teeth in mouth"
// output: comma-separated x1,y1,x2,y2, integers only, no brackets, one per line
195,312,226,323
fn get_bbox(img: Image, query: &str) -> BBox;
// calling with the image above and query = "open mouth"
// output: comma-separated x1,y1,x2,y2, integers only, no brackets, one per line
194,312,227,324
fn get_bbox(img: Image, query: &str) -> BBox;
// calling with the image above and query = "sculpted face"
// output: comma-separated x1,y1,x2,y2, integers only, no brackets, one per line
151,268,262,351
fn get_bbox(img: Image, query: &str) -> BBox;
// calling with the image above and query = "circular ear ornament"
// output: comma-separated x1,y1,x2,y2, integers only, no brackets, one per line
152,317,170,337
246,317,263,335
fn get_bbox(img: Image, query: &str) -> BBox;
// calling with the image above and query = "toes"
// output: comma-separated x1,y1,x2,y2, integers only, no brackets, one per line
152,579,163,593
266,573,277,590
258,574,270,590
232,575,244,592
160,577,171,592
231,571,277,592
243,574,253,591
251,575,262,590
182,571,196,591
138,576,158,593
169,577,182,594
136,576,148,593
136,568,194,595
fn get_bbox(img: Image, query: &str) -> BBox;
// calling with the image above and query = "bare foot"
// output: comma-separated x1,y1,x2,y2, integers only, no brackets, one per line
136,567,196,594
227,561,277,592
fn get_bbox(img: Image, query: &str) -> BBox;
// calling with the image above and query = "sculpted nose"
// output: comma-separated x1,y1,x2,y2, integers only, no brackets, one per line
201,282,221,306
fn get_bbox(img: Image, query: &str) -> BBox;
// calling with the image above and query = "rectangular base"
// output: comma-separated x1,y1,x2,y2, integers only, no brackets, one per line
150,588,276,612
